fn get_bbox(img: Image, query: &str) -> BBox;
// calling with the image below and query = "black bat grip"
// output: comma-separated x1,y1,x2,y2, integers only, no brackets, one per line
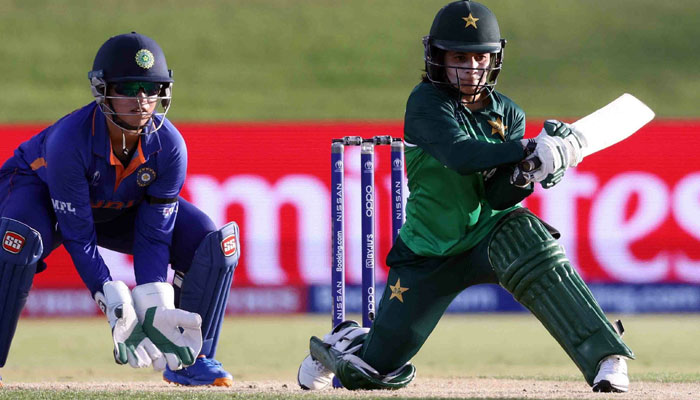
512,157,542,187
520,157,542,172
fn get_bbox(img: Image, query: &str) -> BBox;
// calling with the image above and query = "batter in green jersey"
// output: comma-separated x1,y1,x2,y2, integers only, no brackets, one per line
400,81,528,256
299,0,634,394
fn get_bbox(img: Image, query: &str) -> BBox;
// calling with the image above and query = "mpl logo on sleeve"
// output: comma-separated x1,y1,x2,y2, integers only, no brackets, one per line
3,231,26,254
221,234,237,257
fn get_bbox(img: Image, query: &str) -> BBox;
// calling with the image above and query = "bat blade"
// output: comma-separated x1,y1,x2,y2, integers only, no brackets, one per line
573,93,655,158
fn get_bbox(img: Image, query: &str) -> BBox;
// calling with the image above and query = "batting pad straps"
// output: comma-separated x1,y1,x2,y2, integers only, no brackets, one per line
0,217,43,367
488,212,634,385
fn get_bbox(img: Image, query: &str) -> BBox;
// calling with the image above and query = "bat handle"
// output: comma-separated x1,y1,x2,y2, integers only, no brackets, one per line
511,157,542,187
520,157,542,172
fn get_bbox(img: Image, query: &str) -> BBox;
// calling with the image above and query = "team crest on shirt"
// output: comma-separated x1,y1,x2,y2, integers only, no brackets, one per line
136,167,156,187
487,117,508,140
135,49,155,69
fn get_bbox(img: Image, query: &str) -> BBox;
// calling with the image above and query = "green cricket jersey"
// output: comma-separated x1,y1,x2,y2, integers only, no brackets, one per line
399,81,530,257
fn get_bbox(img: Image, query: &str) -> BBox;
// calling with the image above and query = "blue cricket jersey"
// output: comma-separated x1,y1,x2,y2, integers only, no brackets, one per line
4,102,187,295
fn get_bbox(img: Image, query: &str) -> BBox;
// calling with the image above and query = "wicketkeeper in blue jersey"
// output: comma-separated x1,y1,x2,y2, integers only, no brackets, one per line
0,32,239,387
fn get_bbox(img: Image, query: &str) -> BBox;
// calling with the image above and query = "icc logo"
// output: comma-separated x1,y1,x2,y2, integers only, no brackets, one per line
392,158,402,170
3,231,25,254
221,234,237,257
363,161,373,171
334,160,343,171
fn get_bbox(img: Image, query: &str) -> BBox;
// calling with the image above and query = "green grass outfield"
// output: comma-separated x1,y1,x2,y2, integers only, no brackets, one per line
1,0,699,123
1,314,699,399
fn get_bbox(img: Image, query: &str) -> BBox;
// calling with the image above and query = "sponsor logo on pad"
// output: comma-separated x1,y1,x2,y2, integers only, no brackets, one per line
221,234,237,257
3,231,25,254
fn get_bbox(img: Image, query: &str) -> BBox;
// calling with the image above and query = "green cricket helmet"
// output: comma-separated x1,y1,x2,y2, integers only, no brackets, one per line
423,0,506,102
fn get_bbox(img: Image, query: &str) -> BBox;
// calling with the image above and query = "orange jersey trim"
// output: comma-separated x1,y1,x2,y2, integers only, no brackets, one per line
109,140,147,192
30,157,47,170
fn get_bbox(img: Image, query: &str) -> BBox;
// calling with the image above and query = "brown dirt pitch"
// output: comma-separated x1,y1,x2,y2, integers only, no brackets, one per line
4,378,699,400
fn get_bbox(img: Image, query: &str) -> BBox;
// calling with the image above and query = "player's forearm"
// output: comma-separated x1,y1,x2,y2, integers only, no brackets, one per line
133,202,177,284
62,238,112,295
484,166,534,210
426,139,525,175
133,243,170,284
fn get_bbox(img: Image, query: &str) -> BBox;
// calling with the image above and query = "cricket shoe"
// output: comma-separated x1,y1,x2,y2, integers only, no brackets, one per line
592,355,628,393
297,355,334,390
163,355,233,387
297,320,365,390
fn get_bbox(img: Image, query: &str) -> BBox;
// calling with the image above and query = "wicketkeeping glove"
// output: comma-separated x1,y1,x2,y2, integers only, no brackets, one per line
94,281,163,368
132,282,203,371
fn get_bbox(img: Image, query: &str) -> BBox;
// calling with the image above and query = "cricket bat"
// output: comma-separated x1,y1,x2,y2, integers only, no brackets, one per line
516,93,655,183
571,93,655,159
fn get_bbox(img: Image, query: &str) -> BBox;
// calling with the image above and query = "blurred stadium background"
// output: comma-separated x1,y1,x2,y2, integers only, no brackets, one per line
2,0,699,121
1,0,699,389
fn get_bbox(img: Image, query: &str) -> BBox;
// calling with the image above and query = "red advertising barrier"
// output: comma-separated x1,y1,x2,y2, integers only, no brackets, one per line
1,120,698,299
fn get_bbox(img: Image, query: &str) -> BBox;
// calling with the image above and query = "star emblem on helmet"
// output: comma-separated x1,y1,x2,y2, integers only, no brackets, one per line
488,117,508,140
462,13,479,29
135,49,155,69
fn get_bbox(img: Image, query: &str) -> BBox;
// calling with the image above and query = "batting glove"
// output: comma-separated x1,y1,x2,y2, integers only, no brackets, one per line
538,120,585,167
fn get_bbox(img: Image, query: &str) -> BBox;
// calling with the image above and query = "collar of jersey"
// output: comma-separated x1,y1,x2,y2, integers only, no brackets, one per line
460,91,504,119
91,103,163,160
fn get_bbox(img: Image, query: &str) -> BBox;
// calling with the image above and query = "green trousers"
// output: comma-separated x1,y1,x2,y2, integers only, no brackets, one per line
361,209,563,374
360,226,499,373
361,208,633,384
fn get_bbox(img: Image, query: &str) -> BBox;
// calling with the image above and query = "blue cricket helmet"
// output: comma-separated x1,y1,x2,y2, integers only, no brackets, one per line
88,32,173,134
90,32,173,83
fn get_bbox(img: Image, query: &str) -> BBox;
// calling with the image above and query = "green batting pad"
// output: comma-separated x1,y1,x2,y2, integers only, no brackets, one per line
488,213,634,385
